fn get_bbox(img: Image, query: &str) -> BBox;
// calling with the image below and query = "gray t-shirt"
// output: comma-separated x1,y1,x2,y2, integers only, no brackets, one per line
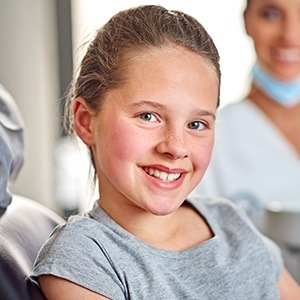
31,196,282,299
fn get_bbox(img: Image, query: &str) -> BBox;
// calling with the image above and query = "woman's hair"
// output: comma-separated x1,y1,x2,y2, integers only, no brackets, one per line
64,5,220,134
244,0,250,12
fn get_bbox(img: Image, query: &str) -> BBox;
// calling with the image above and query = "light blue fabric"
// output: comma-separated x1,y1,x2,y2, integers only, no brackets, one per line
0,83,24,211
31,196,282,299
252,62,300,107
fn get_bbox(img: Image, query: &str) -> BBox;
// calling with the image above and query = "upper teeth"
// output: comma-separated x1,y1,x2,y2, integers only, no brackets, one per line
144,167,181,182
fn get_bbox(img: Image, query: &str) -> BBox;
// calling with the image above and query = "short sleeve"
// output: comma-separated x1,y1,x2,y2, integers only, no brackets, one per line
31,219,126,300
261,235,284,280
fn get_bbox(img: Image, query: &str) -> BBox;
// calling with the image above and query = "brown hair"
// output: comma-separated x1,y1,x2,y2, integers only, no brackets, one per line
244,0,250,12
65,5,220,134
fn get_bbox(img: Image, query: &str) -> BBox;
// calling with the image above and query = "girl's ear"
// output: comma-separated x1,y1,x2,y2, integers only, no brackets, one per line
73,97,95,146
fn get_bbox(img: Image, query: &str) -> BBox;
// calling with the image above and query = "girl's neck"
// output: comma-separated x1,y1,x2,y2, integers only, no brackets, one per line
98,199,213,251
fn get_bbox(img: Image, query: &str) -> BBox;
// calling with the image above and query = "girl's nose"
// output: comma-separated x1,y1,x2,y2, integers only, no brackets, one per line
156,130,190,160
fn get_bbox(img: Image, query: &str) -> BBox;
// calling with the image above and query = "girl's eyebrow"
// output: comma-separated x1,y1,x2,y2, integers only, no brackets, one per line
127,100,216,119
127,100,166,110
192,108,216,120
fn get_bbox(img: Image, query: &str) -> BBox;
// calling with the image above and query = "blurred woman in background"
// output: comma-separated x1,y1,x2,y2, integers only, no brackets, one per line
191,0,300,281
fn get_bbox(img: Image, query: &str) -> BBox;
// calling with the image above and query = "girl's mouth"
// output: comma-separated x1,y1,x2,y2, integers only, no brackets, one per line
143,167,181,182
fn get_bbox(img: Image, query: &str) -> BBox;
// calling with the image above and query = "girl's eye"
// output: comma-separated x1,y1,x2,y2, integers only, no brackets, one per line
261,7,282,21
188,121,205,131
139,112,157,122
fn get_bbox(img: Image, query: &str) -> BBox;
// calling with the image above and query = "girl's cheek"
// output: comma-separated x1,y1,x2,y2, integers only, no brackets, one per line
109,127,146,159
193,139,214,166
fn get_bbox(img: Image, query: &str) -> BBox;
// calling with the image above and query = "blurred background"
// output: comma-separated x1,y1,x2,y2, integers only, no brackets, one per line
0,0,254,216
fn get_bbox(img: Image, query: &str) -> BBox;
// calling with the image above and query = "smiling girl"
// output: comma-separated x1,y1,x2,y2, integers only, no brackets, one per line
31,5,300,299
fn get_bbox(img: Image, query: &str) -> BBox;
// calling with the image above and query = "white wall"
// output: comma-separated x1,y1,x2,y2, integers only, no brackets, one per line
72,0,256,107
0,0,60,210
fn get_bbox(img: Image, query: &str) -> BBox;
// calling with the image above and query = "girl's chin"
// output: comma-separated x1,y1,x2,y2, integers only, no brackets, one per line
143,201,183,216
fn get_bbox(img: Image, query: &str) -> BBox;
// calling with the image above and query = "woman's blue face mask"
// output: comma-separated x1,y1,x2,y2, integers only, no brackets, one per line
252,62,300,107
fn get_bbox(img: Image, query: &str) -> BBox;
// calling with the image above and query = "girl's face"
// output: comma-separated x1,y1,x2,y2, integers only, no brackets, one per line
245,0,300,80
79,47,219,216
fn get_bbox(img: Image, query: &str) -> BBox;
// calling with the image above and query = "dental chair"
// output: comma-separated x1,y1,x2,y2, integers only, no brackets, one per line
0,195,64,300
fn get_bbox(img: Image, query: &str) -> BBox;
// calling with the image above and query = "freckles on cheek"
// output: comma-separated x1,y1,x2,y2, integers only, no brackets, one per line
206,140,215,161
194,140,214,167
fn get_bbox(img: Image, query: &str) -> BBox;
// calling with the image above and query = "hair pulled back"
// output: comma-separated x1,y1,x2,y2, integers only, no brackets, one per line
65,5,220,133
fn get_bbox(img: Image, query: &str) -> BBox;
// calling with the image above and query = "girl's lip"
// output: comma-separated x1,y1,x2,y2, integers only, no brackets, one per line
141,164,186,174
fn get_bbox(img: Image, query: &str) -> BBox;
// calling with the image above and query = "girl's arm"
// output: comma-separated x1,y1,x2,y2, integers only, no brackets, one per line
39,275,110,300
278,268,300,299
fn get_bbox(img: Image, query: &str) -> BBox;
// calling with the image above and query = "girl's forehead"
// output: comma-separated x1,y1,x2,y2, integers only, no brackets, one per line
123,46,219,81
100,48,219,112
